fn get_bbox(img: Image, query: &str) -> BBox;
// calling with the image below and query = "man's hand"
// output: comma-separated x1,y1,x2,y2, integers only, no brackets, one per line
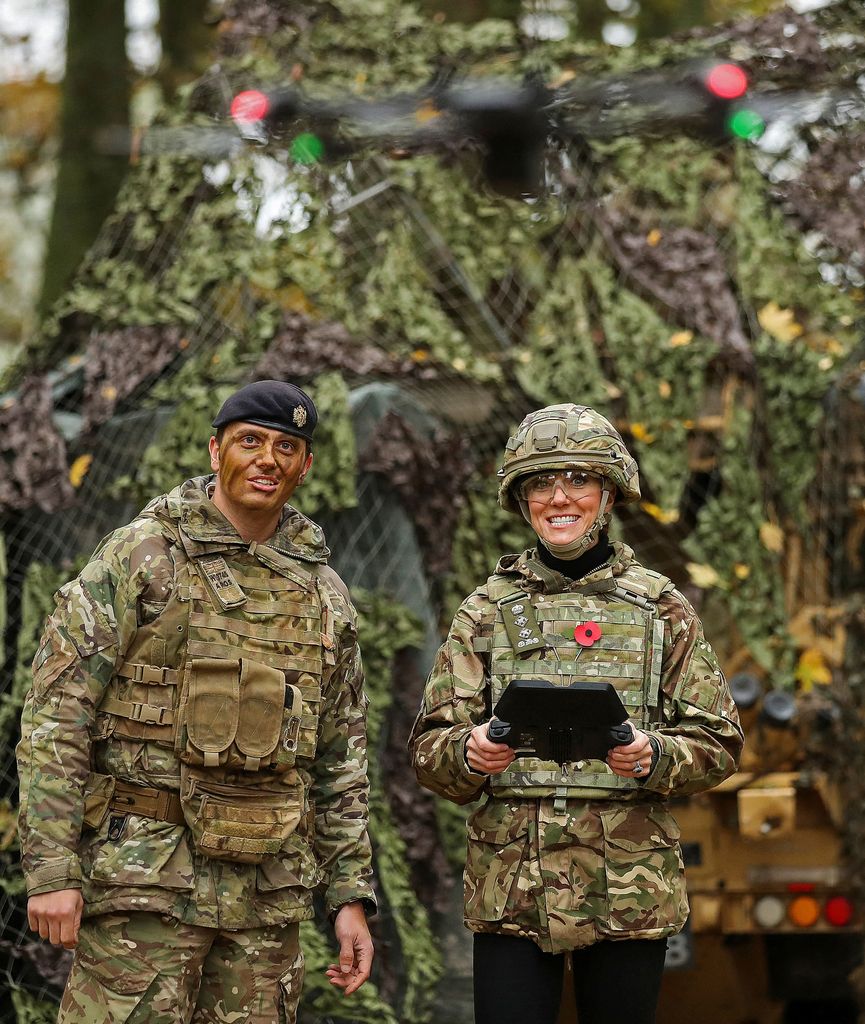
466,723,516,774
27,889,83,949
325,901,373,996
606,727,655,779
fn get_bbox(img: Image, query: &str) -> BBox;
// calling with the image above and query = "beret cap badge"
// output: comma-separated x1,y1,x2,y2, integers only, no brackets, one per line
212,379,317,443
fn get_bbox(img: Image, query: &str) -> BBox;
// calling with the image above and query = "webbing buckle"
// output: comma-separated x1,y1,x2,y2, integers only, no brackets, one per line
130,703,171,725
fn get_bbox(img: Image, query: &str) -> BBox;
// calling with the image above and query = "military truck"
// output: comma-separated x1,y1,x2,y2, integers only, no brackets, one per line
654,670,861,1024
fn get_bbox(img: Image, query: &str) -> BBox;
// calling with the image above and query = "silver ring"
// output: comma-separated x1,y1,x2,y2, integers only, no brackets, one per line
633,761,644,775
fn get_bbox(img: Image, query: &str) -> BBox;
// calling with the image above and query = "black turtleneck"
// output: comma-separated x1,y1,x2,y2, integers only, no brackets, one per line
536,532,612,581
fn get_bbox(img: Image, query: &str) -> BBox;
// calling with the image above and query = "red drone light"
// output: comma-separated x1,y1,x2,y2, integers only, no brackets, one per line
705,63,748,100
230,90,270,123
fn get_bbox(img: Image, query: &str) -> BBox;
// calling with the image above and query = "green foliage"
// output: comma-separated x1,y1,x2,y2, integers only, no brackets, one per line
595,136,732,227
11,988,58,1024
515,255,610,410
354,589,442,1023
292,373,358,519
733,151,859,327
587,256,713,512
751,332,836,524
444,482,534,623
683,405,794,675
298,921,399,1024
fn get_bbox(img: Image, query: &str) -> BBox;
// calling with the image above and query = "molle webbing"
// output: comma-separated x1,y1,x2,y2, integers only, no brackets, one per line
485,573,666,799
102,537,325,764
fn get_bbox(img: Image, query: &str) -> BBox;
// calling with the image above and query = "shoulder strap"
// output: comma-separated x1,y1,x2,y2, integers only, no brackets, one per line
612,566,673,609
314,562,352,606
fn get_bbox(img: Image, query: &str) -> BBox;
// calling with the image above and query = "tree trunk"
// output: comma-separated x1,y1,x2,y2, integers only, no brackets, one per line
39,0,130,314
157,0,214,100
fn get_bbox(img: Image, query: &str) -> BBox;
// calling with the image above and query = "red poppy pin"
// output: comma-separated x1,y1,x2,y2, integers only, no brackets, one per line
574,621,602,646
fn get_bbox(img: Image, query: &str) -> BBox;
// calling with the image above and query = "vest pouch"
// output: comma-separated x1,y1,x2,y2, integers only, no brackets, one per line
183,658,295,772
180,764,303,864
235,659,286,772
183,658,240,767
82,772,117,831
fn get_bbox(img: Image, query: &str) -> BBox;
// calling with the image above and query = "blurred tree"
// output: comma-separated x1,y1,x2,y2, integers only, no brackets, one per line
157,0,215,100
38,0,130,314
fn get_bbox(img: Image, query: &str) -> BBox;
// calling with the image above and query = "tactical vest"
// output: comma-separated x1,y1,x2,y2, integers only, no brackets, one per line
477,563,671,803
97,518,338,863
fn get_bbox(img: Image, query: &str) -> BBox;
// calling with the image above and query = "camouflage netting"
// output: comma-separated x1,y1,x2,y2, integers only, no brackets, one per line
1,1,864,1020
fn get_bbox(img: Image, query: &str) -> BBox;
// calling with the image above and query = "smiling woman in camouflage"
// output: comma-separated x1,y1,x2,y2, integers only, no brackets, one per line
410,404,743,1024
17,380,376,1024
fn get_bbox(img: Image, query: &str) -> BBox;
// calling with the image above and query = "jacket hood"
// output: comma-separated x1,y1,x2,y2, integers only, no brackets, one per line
140,475,331,563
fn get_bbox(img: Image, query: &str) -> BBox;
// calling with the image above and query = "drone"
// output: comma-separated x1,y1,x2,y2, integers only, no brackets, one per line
105,56,858,199
225,60,768,197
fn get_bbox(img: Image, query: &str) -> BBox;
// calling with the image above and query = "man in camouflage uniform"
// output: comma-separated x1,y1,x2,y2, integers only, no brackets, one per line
18,380,376,1024
410,404,742,1024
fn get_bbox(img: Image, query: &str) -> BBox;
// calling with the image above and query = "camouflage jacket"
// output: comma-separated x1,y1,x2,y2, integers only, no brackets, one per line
17,476,376,929
409,542,742,953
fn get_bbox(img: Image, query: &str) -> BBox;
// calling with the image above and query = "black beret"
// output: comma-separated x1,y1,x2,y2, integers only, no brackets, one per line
212,380,317,443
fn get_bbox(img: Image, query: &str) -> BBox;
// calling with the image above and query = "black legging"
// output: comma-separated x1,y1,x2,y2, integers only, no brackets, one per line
473,932,668,1024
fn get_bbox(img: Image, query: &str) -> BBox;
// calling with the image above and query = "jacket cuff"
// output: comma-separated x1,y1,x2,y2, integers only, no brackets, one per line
24,856,83,896
326,881,378,919
460,729,492,781
641,732,672,788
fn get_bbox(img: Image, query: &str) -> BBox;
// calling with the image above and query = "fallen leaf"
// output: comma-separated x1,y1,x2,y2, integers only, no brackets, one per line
687,562,722,588
630,422,656,444
658,380,672,399
759,521,785,554
758,302,803,343
795,647,832,691
640,501,679,524
646,228,662,246
669,330,693,348
69,453,93,489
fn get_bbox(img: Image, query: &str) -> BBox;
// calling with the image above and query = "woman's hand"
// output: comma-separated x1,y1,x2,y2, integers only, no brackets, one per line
606,727,655,779
466,724,517,774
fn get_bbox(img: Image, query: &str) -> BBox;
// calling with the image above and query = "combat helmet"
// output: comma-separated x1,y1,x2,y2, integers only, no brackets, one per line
498,404,640,557
498,404,640,512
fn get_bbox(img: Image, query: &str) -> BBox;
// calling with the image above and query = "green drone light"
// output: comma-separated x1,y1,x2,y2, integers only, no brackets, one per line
728,108,766,141
290,132,325,164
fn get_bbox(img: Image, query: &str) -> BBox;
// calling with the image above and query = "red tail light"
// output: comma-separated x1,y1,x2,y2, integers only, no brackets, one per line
824,897,854,927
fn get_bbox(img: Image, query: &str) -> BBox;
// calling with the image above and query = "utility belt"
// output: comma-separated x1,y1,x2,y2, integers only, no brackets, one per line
110,779,185,825
87,767,304,865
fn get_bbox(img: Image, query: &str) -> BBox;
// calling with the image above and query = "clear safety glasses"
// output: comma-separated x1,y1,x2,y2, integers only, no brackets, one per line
516,469,602,502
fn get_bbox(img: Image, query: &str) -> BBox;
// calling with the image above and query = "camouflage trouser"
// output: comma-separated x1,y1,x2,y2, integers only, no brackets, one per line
57,911,303,1024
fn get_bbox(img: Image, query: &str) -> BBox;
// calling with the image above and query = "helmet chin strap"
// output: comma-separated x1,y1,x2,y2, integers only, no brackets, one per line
519,484,614,560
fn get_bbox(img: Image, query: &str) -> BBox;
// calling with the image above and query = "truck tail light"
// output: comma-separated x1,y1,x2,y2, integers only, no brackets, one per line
788,895,820,927
753,895,785,928
824,896,854,927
